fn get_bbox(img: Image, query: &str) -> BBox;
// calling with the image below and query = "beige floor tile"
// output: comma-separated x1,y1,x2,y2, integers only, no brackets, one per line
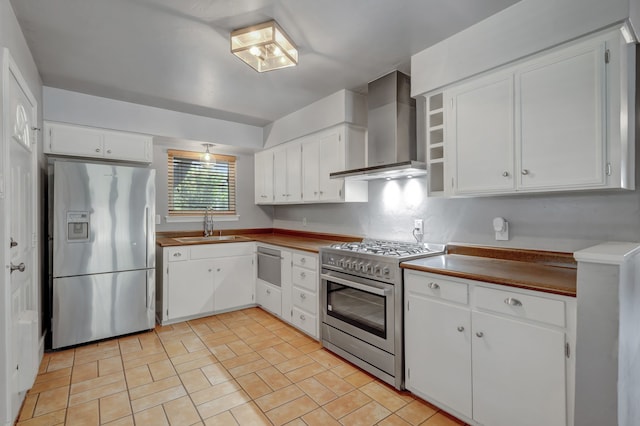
123,351,168,370
75,347,121,366
163,395,201,425
254,384,304,412
37,354,51,375
118,337,143,355
33,386,70,416
228,358,271,378
170,348,211,366
247,335,283,351
220,351,262,370
301,407,342,426
420,412,465,426
46,351,75,372
344,370,375,387
34,367,72,385
66,399,99,425
255,366,292,390
99,391,132,423
190,380,242,406
16,408,66,426
129,375,182,400
265,395,318,426
68,379,127,407
257,347,288,365
207,344,237,361
134,405,169,426
98,356,124,376
174,354,219,374
203,410,239,425
378,414,413,426
329,362,360,379
230,401,272,425
28,375,70,395
284,360,326,383
275,355,314,374
104,414,135,426
181,335,207,353
70,371,125,395
297,341,323,354
396,399,438,425
323,389,372,420
284,419,307,426
313,370,355,396
180,369,212,393
197,390,251,419
163,340,189,358
200,362,234,386
338,400,392,426
272,342,304,360
71,361,98,384
124,365,153,389
359,381,408,412
308,350,345,369
130,385,187,413
236,372,274,399
297,377,338,405
227,340,254,356
148,359,177,381
17,393,38,421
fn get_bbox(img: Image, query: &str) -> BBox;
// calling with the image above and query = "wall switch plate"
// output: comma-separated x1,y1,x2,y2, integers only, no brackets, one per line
414,219,424,234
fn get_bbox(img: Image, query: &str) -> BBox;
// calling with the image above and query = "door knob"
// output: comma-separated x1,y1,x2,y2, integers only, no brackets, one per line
10,262,25,273
9,238,17,248
521,169,530,175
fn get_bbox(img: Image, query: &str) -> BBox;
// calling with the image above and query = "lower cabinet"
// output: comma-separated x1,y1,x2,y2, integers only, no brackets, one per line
256,281,282,317
404,270,575,426
157,243,255,324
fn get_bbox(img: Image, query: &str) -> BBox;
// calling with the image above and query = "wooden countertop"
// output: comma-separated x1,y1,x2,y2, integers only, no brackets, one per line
401,244,577,297
156,228,361,253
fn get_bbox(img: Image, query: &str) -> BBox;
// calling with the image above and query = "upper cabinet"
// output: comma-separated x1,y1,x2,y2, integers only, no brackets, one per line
44,121,153,163
421,27,635,197
255,124,367,205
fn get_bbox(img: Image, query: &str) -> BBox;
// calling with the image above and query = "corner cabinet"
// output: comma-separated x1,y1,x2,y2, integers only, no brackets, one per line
44,121,153,163
156,243,255,325
424,27,634,197
404,271,576,426
254,123,367,205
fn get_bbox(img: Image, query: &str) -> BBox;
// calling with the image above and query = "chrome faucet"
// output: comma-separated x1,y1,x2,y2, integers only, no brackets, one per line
203,207,214,236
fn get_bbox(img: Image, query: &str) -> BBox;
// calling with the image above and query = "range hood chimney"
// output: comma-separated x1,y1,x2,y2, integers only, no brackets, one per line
331,70,426,181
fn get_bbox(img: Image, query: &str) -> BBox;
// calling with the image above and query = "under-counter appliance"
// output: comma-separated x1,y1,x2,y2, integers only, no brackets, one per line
257,246,282,287
320,240,445,389
48,160,156,349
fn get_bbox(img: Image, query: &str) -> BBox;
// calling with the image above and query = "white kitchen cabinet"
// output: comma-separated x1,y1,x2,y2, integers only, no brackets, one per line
404,270,575,426
44,121,153,163
437,28,634,197
254,150,274,204
256,281,282,316
274,141,302,203
157,243,255,324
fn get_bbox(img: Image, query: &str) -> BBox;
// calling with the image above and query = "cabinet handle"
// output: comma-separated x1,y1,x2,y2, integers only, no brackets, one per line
502,171,509,177
266,289,271,295
217,268,221,272
428,282,440,290
107,149,112,154
476,332,484,338
208,269,212,272
300,258,306,264
521,169,529,175
319,191,324,195
95,148,101,153
314,191,318,195
300,272,306,278
457,326,464,332
300,293,306,300
300,314,306,321
504,297,523,307
173,252,182,257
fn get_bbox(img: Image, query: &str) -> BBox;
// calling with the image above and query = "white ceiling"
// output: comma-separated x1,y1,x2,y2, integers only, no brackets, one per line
11,0,520,127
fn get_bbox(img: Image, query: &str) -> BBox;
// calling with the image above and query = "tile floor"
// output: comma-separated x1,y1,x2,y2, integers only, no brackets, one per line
17,307,466,426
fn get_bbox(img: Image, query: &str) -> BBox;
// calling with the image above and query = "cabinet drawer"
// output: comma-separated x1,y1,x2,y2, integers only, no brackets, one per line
474,286,565,327
292,287,317,315
256,282,281,317
292,266,317,291
293,253,317,270
405,272,468,305
292,307,317,338
167,247,189,262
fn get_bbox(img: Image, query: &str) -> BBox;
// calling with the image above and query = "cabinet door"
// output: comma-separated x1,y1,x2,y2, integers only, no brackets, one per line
103,131,152,163
47,122,104,158
256,281,282,317
302,140,320,201
213,255,255,312
517,42,605,190
286,143,302,202
405,292,472,418
449,73,515,194
318,129,345,201
273,147,288,203
472,311,566,426
167,260,213,320
255,150,274,204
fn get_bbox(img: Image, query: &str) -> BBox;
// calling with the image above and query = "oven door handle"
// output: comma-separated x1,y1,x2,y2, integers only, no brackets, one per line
321,274,388,296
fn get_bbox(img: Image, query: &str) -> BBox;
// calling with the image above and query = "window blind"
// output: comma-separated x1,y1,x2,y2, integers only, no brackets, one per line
167,149,237,216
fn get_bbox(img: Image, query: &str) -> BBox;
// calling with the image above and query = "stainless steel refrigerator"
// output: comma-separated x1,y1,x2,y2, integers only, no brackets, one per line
49,160,156,349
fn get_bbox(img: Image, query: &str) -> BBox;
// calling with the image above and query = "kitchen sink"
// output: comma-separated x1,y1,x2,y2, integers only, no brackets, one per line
174,235,249,243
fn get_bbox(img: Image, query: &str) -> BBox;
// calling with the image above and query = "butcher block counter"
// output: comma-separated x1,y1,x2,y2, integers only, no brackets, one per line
401,244,577,297
156,228,361,253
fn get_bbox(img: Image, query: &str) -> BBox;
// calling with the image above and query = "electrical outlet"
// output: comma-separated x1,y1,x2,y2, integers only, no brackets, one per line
414,219,424,234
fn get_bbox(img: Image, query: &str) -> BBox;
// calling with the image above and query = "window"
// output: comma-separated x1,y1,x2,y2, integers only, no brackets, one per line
167,149,236,216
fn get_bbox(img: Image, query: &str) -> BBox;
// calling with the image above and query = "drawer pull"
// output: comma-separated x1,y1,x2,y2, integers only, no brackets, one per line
300,272,306,278
173,252,182,257
266,289,271,295
476,332,484,338
457,326,464,332
300,293,307,300
300,258,306,264
428,282,440,290
300,314,306,321
504,297,522,307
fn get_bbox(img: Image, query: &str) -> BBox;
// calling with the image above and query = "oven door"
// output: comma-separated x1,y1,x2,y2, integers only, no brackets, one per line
321,270,395,354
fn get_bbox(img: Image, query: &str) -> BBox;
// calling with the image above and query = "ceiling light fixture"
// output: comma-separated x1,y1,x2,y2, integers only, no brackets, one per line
202,143,215,163
231,20,298,72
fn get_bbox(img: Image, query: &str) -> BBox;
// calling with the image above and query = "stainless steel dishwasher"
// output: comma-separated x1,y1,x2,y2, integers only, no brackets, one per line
257,246,281,287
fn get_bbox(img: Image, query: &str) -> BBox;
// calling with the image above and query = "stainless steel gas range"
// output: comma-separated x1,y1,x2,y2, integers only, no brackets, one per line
320,239,445,389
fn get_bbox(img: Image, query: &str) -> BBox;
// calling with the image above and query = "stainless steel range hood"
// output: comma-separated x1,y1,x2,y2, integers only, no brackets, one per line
331,71,425,181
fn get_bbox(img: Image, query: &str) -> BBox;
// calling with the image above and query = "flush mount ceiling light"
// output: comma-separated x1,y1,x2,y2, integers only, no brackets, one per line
202,143,215,163
230,20,298,72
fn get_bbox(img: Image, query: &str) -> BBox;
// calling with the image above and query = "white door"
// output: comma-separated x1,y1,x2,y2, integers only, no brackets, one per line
301,139,320,202
318,129,345,201
273,147,288,203
2,50,39,424
285,143,302,202
167,260,213,320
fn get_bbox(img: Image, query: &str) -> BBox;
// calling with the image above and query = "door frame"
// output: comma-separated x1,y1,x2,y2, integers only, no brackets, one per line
0,47,40,426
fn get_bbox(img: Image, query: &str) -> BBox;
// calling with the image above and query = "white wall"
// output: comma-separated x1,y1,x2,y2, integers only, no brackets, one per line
0,1,43,425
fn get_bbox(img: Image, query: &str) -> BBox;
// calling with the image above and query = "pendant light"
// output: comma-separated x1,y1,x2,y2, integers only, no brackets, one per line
202,143,215,164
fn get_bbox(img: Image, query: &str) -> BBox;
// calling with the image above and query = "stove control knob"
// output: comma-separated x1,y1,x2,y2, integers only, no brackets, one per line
338,258,346,268
364,263,372,273
382,266,390,276
373,265,382,275
345,261,352,270
358,262,365,271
